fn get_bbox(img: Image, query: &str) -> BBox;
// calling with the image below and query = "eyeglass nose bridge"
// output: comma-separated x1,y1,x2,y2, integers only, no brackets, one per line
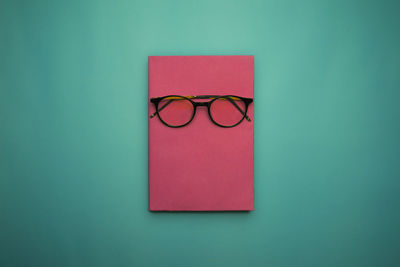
193,102,209,107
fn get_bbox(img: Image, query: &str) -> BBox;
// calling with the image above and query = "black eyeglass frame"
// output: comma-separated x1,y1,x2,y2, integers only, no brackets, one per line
150,95,253,128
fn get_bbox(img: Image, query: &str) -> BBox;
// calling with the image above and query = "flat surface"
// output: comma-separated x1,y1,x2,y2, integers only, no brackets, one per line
148,56,254,211
1,0,400,266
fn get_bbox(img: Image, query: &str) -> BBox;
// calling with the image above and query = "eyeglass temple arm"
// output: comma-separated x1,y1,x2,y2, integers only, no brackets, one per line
149,99,174,118
150,96,251,121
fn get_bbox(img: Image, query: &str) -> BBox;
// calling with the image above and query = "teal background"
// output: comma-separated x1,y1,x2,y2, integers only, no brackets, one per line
1,0,399,266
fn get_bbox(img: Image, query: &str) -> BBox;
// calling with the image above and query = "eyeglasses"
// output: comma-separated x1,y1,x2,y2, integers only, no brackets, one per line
149,95,253,128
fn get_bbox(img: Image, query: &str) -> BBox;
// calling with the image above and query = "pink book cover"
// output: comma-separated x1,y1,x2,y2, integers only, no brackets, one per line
148,55,254,211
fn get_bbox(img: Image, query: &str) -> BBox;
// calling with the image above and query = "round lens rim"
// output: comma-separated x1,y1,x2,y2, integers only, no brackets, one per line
208,96,248,128
156,95,196,128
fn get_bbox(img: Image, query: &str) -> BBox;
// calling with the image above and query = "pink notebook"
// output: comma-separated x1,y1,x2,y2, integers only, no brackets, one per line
148,56,254,211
